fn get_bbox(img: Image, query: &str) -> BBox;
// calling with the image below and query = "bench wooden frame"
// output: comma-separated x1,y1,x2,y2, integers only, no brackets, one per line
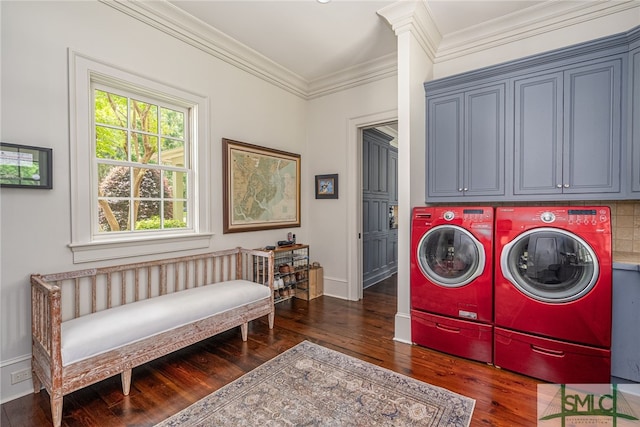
30,247,274,427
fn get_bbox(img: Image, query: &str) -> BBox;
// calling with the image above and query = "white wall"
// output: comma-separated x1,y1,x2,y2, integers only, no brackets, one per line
433,4,640,79
0,0,307,402
306,76,397,299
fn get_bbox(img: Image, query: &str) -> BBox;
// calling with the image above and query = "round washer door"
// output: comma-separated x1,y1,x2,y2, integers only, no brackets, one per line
416,225,485,287
500,227,599,303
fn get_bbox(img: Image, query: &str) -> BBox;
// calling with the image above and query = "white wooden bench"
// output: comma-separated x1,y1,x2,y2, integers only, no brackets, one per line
30,247,274,427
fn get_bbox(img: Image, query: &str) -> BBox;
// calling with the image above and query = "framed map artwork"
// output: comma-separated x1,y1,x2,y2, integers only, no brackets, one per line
222,138,301,233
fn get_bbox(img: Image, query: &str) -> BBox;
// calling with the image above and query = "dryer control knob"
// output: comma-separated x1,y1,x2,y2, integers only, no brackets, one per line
443,211,455,221
540,212,556,223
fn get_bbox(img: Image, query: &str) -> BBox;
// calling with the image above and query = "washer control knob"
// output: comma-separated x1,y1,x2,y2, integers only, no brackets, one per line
443,211,455,221
540,212,556,223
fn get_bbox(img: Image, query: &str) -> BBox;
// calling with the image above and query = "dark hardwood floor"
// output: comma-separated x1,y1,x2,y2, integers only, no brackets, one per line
1,276,541,426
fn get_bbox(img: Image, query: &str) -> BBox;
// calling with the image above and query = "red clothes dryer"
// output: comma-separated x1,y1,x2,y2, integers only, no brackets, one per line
411,206,494,363
494,206,612,383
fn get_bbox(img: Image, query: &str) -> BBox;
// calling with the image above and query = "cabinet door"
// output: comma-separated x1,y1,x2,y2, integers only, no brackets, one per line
563,59,622,194
464,84,505,196
389,148,398,203
631,48,640,194
362,196,391,288
513,72,564,194
387,228,398,274
427,94,464,197
363,138,390,193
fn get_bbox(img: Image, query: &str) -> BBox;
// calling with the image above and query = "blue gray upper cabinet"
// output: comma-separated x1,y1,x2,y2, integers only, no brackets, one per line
514,58,622,195
425,25,639,202
631,40,640,195
426,84,505,198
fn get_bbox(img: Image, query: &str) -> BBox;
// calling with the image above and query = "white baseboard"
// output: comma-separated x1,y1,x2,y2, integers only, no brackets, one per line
322,276,350,300
394,312,412,344
1,355,35,404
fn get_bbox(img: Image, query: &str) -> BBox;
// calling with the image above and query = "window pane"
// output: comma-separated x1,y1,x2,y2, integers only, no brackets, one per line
134,200,161,229
164,201,186,229
161,107,184,138
132,167,162,198
130,99,158,133
98,199,130,232
98,165,131,198
131,133,158,164
95,90,127,127
96,126,127,160
160,138,185,166
163,170,187,199
89,78,194,242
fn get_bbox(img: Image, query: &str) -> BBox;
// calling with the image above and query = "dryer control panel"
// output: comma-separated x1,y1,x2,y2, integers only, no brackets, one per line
497,207,610,233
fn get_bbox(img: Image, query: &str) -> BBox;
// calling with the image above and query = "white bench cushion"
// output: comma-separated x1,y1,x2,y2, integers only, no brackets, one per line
61,280,270,366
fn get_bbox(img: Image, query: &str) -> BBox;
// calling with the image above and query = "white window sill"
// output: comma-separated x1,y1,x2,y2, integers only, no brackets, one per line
69,233,214,264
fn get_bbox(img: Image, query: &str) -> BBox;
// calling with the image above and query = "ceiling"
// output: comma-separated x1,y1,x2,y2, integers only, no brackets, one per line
168,0,545,83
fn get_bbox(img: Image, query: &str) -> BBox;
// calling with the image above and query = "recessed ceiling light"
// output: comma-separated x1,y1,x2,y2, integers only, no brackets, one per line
317,0,331,3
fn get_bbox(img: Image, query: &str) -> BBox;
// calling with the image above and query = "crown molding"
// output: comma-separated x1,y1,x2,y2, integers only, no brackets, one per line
99,0,308,98
435,0,640,63
425,28,631,93
99,0,399,100
307,53,397,99
97,0,638,100
377,0,441,61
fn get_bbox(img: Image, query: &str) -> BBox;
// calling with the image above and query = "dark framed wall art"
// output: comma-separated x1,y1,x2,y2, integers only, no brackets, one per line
315,174,338,199
0,142,52,189
222,138,301,233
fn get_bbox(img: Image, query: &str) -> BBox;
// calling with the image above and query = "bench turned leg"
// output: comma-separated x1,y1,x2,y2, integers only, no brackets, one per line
51,395,63,427
32,371,42,393
268,312,274,329
241,322,248,341
122,369,132,395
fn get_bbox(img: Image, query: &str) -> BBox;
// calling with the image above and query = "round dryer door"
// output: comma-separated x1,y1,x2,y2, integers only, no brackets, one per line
500,228,598,303
416,225,485,287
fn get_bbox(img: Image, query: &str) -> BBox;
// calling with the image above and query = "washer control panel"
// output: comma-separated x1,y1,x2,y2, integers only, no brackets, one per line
540,212,556,223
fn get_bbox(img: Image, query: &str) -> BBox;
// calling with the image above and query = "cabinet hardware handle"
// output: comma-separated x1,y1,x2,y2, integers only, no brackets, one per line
458,188,463,192
556,184,562,188
564,184,569,188
436,323,460,333
463,188,468,191
531,344,565,357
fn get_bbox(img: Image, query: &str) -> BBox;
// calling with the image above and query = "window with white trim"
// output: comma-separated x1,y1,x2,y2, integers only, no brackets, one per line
69,52,211,263
93,86,189,234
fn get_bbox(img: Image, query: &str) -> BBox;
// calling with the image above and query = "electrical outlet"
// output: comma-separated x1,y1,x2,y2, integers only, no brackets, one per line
10,368,32,384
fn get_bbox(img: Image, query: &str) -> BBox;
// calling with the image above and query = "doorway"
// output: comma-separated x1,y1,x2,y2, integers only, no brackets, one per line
362,123,398,293
346,110,397,302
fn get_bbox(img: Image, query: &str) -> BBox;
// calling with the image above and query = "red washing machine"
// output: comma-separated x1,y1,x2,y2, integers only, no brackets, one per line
494,206,612,383
411,206,494,363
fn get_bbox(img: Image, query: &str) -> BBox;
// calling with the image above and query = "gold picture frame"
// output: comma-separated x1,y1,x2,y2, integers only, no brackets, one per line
222,138,301,233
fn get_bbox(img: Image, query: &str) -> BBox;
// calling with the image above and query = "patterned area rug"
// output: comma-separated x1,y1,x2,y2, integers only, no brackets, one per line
155,341,475,427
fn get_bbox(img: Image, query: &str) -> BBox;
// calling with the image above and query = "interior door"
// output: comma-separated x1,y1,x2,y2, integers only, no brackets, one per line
362,128,397,289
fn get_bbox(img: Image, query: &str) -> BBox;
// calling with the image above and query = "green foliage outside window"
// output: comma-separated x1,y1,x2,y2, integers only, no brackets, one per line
94,89,188,232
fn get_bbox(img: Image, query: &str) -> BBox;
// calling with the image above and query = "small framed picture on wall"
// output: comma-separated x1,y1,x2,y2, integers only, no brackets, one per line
0,142,52,189
315,174,338,199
